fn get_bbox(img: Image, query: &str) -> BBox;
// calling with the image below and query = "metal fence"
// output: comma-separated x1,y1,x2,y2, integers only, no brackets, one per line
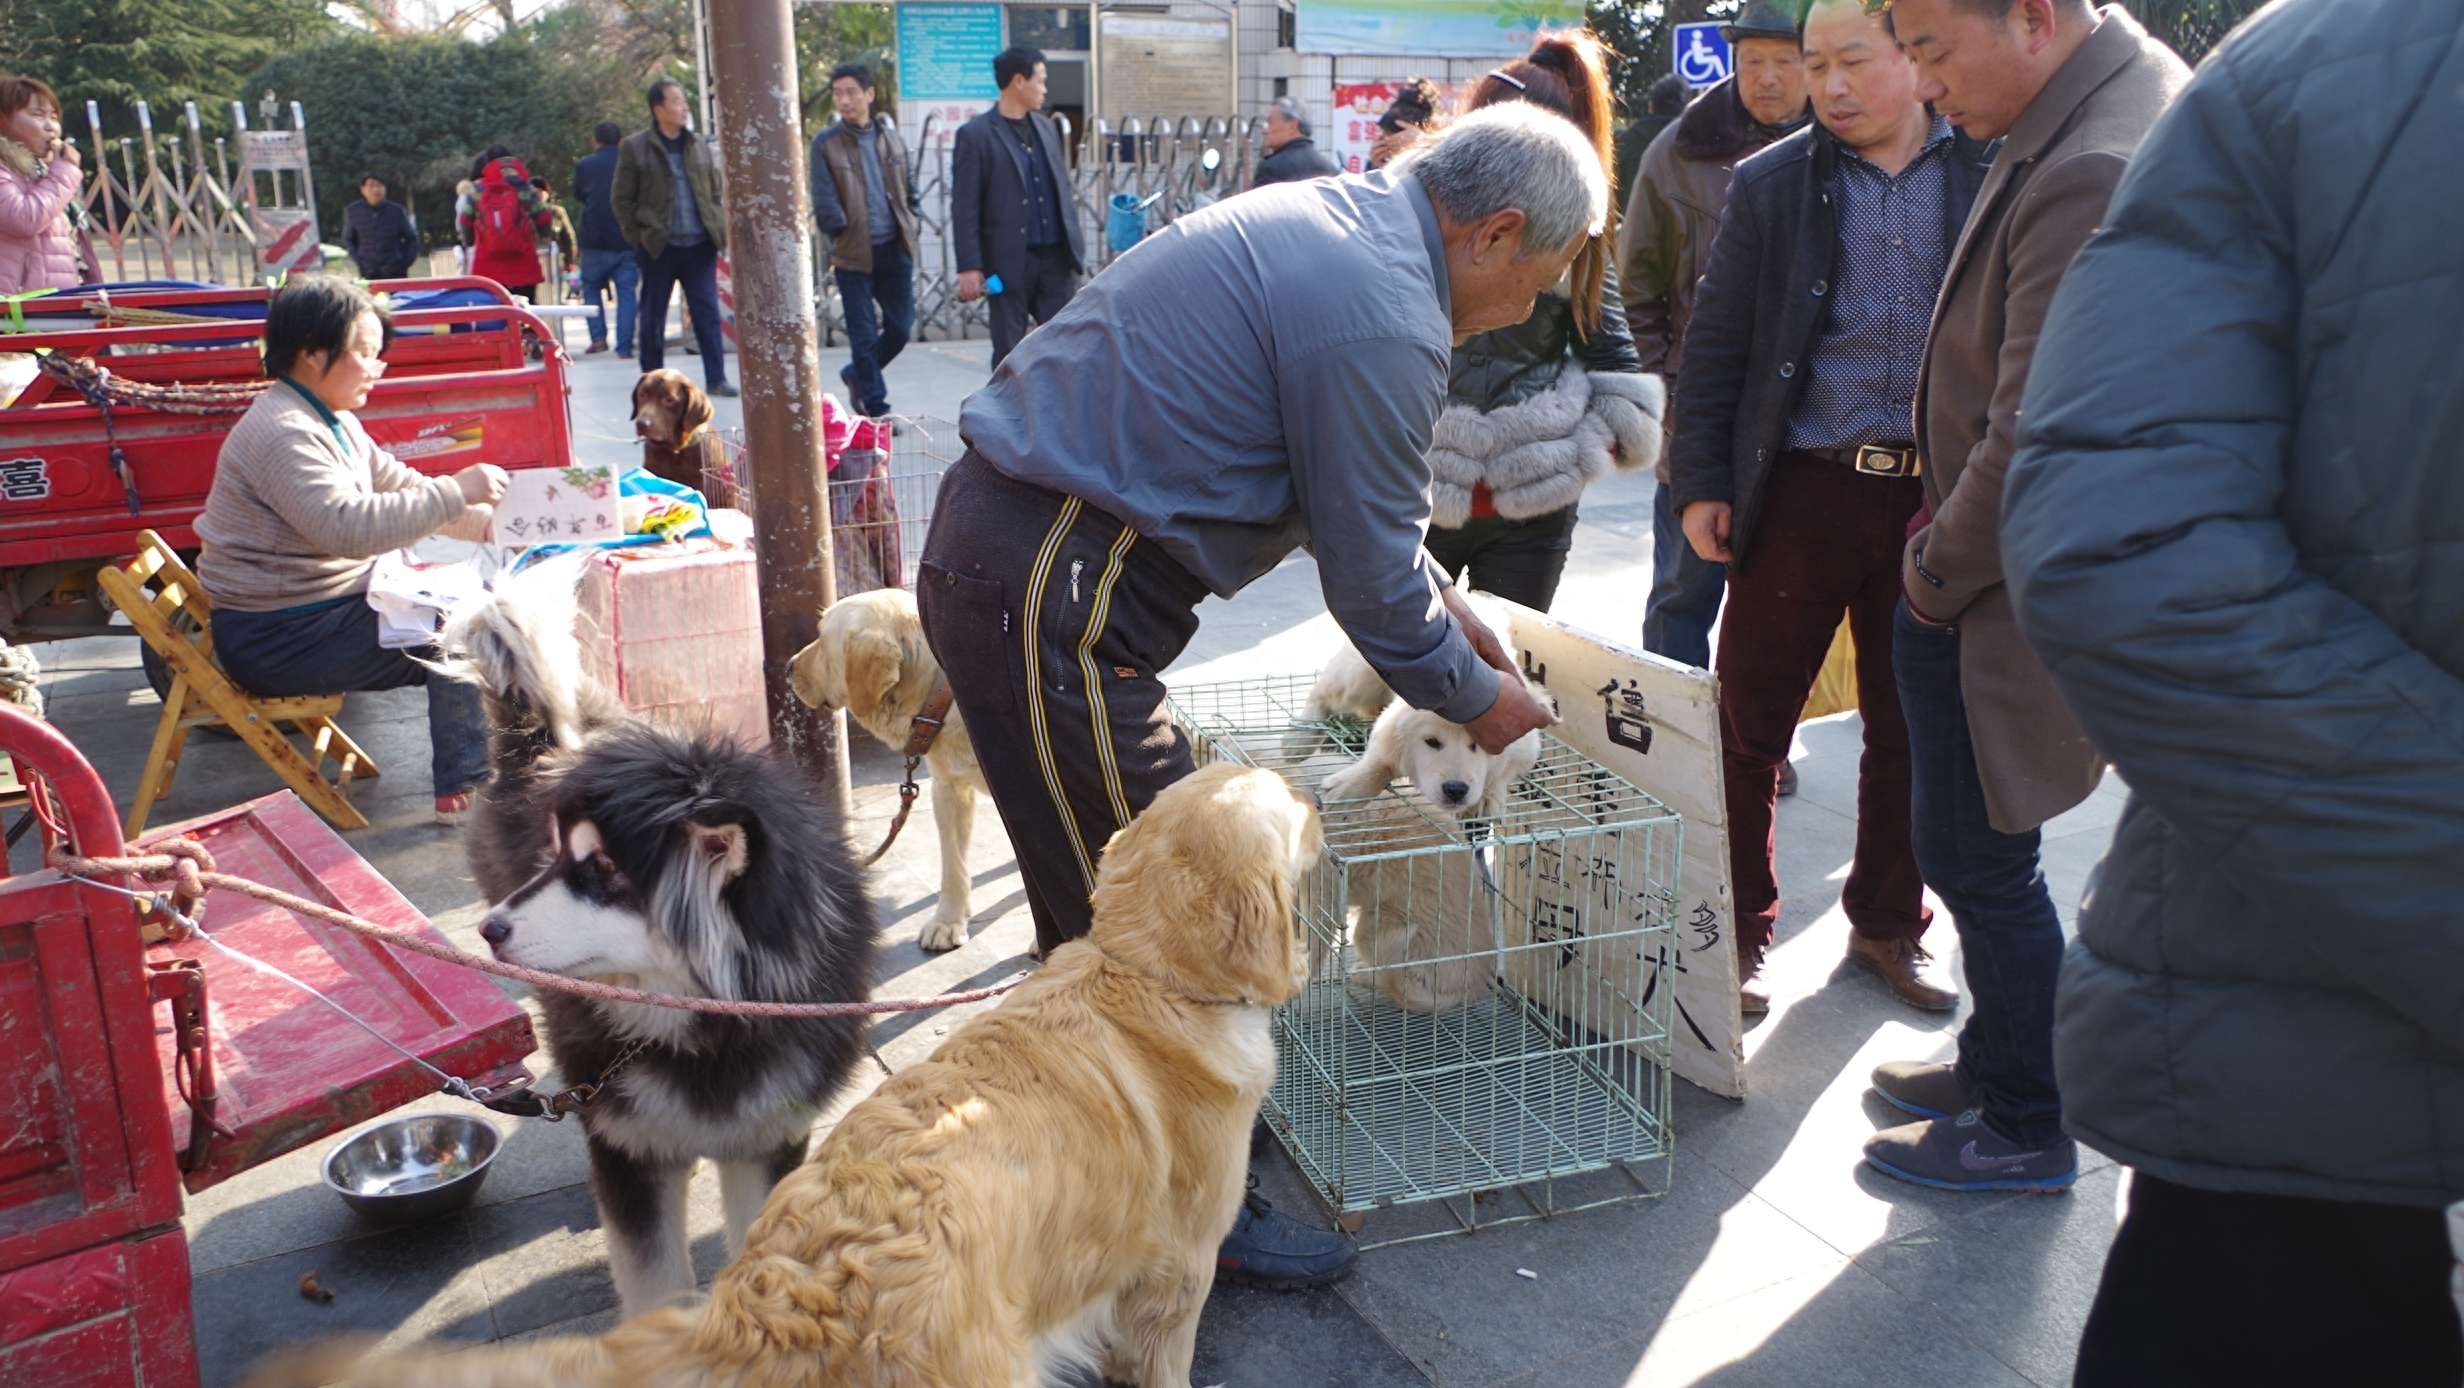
822,113,1268,345
72,101,283,286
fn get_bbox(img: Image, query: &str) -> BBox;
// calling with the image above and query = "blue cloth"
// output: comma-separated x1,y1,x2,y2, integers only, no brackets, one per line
1893,601,2065,1147
572,145,630,253
211,596,491,799
853,124,895,245
836,237,913,417
1788,117,1953,451
958,171,1498,725
661,132,707,245
578,247,638,352
1643,479,1724,668
637,239,726,384
1004,115,1063,248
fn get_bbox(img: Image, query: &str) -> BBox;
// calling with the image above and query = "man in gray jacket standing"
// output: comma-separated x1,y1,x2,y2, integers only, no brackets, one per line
2006,0,2464,1381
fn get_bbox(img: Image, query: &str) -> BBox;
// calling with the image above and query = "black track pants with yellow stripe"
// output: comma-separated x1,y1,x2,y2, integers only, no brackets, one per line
916,451,1210,954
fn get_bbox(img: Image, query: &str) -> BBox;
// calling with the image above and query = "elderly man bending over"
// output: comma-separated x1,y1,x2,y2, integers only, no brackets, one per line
918,103,1594,1289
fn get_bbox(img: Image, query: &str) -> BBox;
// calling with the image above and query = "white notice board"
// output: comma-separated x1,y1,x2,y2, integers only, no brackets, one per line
1503,602,1746,1099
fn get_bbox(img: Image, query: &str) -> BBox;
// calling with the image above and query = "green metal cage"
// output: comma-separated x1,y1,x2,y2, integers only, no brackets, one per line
1170,674,1682,1246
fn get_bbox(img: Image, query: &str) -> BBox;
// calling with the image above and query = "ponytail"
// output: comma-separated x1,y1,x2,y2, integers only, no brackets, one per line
1468,30,1617,334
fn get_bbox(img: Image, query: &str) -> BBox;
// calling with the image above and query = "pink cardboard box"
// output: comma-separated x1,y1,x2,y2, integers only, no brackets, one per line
575,520,769,747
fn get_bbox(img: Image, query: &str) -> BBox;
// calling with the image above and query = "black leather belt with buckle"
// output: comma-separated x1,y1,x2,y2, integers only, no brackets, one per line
1850,444,1920,477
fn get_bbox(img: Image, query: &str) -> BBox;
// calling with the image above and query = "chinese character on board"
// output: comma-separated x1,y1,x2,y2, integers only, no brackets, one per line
0,457,49,501
1595,678,1653,755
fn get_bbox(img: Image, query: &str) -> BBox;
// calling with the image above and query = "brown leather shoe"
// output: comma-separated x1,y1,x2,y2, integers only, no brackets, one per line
1846,935,1959,1011
1739,942,1772,1015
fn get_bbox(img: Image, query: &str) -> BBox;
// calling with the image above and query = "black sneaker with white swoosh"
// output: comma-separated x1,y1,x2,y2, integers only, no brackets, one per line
1861,1108,2078,1193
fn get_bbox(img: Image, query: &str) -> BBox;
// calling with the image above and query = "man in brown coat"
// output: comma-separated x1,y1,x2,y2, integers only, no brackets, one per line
1859,0,2188,1194
1620,0,1807,671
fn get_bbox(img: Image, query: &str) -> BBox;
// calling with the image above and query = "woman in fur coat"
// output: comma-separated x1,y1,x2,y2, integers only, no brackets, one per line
1419,35,1663,611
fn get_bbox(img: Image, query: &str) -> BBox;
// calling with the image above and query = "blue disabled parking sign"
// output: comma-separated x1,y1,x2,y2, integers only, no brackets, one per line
1672,22,1733,86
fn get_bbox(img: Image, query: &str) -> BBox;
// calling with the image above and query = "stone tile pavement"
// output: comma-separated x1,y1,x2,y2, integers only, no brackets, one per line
43,338,2126,1385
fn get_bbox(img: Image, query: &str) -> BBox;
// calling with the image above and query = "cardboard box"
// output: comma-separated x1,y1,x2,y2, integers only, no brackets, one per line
575,516,768,747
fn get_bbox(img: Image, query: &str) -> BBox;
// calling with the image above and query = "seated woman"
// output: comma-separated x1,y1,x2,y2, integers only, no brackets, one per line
195,277,508,824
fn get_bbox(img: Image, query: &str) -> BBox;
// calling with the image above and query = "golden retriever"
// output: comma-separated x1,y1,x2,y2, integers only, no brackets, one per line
788,588,990,951
632,368,725,492
1302,592,1545,817
247,762,1322,1388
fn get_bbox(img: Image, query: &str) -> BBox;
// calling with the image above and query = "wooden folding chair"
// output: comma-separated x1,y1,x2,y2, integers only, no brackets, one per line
97,531,380,837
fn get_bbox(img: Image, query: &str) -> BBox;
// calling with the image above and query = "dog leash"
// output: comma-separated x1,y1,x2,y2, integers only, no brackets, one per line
51,841,1026,1019
866,677,956,865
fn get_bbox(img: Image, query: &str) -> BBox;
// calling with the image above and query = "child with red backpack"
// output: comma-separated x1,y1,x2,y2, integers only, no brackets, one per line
454,146,551,299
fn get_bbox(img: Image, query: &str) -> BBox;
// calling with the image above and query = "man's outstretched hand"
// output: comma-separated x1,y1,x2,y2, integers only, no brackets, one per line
1463,675,1553,755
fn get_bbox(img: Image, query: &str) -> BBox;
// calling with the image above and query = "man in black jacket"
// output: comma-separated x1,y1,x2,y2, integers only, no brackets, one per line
951,46,1086,369
571,121,636,357
342,175,419,282
1251,96,1340,186
1672,0,1989,1018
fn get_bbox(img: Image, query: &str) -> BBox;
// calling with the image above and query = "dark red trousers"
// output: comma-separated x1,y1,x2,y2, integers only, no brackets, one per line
1718,452,1929,952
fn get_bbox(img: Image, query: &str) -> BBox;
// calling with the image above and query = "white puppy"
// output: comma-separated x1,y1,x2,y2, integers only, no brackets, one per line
1306,592,1544,817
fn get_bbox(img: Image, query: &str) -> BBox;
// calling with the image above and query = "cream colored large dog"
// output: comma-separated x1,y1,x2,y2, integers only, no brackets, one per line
248,763,1322,1388
789,588,990,951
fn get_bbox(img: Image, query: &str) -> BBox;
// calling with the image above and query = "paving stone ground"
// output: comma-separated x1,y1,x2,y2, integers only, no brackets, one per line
49,332,2124,1386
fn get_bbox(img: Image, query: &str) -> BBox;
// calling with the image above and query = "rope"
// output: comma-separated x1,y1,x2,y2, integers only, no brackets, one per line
35,351,269,416
0,639,41,718
52,841,1026,1019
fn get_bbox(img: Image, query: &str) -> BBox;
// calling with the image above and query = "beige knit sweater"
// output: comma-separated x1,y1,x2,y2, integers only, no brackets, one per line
196,384,492,612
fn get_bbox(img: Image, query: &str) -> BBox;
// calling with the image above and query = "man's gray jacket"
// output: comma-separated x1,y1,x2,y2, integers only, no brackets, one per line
959,171,1497,723
2004,0,2464,1208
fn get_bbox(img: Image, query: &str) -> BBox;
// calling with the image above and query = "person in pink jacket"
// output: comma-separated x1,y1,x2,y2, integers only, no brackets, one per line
0,75,85,294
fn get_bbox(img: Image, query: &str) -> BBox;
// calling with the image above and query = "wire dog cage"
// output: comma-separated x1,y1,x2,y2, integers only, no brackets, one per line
712,416,959,592
1170,674,1682,1246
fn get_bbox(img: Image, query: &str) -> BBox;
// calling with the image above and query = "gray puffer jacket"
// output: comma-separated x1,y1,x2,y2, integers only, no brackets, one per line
2003,0,2464,1209
1427,273,1662,530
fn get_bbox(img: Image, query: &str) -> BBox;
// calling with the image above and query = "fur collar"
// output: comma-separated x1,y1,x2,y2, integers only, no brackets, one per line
1673,77,1810,163
0,137,44,181
1426,371,1665,528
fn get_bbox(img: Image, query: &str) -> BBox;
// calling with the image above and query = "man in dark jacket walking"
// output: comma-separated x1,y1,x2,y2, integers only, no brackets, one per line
1859,0,2187,1196
572,121,637,357
951,47,1086,370
1621,0,1808,672
811,63,920,419
1673,0,1984,1019
613,80,735,395
1251,96,1340,187
343,175,419,281
2005,0,2464,1381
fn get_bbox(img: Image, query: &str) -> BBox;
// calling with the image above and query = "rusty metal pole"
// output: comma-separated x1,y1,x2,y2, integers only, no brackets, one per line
705,0,847,798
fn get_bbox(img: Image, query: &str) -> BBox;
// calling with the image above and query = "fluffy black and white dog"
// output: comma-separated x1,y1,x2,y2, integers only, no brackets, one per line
439,561,880,1315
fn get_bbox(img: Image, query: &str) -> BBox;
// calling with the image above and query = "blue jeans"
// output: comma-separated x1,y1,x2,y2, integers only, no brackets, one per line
1642,478,1725,669
1892,600,2066,1146
637,239,728,384
834,238,914,417
212,596,492,799
578,247,638,354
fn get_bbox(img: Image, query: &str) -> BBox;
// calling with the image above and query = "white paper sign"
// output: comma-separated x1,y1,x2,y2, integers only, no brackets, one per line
489,464,622,550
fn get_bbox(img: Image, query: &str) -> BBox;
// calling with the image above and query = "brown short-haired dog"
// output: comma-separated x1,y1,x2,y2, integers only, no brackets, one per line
249,762,1323,1388
631,368,725,493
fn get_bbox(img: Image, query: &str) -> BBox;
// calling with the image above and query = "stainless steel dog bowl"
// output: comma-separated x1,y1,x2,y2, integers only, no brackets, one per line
322,1113,501,1223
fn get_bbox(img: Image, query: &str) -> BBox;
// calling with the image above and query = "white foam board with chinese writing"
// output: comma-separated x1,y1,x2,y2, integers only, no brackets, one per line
489,464,622,550
1500,601,1745,1100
